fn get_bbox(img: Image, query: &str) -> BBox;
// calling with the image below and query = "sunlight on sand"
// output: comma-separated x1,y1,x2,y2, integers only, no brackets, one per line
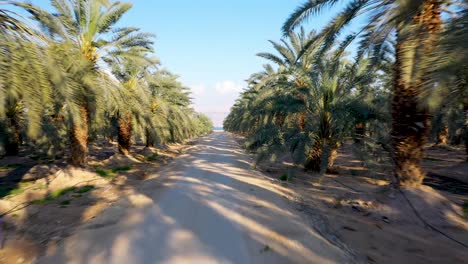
206,200,334,263
38,133,345,263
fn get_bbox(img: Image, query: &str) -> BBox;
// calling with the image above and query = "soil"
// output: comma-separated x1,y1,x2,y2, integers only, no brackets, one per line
0,139,197,264
251,139,468,264
36,132,348,263
1,135,467,263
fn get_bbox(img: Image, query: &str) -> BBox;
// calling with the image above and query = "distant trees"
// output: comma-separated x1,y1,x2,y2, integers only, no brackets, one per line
0,0,212,165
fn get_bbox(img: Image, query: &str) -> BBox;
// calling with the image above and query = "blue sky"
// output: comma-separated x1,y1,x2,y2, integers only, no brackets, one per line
30,0,354,126
119,0,343,126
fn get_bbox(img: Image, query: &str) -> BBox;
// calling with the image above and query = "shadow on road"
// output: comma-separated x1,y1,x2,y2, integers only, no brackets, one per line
34,132,348,263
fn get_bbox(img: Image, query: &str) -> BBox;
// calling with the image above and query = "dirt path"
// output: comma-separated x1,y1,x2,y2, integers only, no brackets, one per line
38,132,350,264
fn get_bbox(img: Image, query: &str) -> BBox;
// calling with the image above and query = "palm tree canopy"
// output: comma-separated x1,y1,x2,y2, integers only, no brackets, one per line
22,0,154,64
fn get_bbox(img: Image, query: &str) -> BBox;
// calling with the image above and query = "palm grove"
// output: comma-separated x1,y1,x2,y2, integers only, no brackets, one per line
0,0,213,166
224,0,467,186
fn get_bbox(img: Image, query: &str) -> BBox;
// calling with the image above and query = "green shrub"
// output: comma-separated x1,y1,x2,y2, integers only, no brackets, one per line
111,165,132,173
0,182,34,198
31,187,76,204
260,245,271,253
146,153,159,161
60,199,71,206
96,168,112,177
75,185,95,194
96,165,131,178
279,174,288,181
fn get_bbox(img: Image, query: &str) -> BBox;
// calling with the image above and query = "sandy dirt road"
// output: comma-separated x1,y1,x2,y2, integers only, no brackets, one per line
39,132,350,264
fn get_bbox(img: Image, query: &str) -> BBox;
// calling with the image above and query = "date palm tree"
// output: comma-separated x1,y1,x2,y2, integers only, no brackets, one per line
429,9,468,159
0,37,55,157
0,1,49,155
282,0,457,186
232,29,379,173
257,28,319,131
146,70,197,143
107,47,158,154
23,0,153,166
0,0,36,35
1,1,213,159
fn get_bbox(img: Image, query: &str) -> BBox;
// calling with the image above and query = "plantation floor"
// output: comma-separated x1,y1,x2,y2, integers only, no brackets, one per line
4,133,465,263
248,138,468,264
35,132,350,263
0,140,196,263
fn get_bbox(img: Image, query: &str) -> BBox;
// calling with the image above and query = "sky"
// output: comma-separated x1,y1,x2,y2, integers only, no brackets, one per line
118,0,337,127
29,0,354,127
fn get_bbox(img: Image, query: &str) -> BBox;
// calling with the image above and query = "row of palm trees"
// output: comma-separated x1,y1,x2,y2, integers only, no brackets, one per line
0,0,213,166
225,0,466,187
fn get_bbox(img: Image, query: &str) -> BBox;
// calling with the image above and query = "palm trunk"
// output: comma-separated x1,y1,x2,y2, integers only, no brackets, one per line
4,101,22,156
391,0,442,186
4,118,20,156
69,106,89,167
463,102,468,161
305,112,337,172
275,113,286,129
436,125,448,145
354,122,365,144
297,91,307,132
304,140,322,172
304,141,337,172
145,128,154,148
298,113,306,131
391,38,430,186
118,112,132,155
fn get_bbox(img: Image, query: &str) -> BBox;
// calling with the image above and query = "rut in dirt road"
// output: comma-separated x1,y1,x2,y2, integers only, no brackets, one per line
39,132,350,264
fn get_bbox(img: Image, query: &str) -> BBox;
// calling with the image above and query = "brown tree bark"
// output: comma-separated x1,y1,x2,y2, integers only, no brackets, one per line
354,123,366,144
436,126,448,145
304,110,338,172
145,128,154,148
304,141,338,172
298,113,306,131
3,101,22,156
391,0,442,186
304,141,322,172
295,82,308,132
463,102,468,161
118,112,132,155
69,107,89,167
275,113,286,129
4,118,20,156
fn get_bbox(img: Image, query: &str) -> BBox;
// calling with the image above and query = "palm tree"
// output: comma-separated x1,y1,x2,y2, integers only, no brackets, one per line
229,29,381,173
107,48,158,154
282,0,457,186
257,28,318,131
0,1,49,155
146,70,197,143
23,0,153,166
0,1,212,159
193,113,213,135
428,8,468,158
0,35,52,155
0,1,37,36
